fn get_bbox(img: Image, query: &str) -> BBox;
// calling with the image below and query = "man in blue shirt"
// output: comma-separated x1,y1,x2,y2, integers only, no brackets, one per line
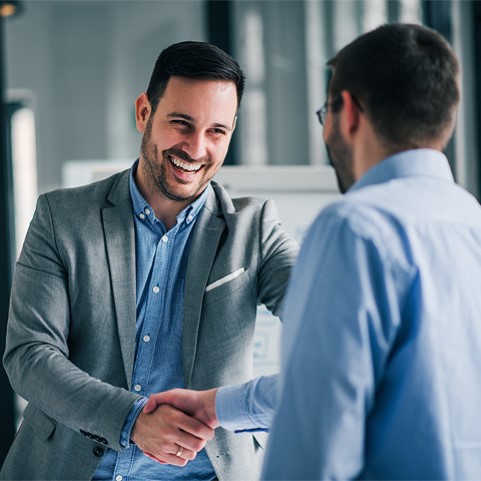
148,24,481,480
1,41,298,481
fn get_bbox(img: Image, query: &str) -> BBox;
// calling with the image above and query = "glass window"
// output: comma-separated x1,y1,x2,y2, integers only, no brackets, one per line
232,0,422,166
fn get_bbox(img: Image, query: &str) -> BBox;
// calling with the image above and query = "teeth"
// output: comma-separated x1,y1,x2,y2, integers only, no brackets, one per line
169,156,202,172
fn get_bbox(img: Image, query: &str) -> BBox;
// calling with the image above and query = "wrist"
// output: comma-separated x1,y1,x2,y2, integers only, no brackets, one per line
206,388,220,429
122,397,148,448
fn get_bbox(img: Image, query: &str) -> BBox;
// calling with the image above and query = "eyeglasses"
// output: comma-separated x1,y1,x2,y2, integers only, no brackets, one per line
316,97,343,126
316,95,364,126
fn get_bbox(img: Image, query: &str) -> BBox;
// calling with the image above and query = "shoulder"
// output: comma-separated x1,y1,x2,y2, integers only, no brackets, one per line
41,169,130,212
314,187,402,244
304,189,412,276
209,180,273,216
208,181,295,249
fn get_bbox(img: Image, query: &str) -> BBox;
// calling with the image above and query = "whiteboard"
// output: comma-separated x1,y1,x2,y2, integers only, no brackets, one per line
62,160,340,376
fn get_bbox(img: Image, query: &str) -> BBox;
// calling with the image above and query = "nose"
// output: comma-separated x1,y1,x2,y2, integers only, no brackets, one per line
181,131,207,161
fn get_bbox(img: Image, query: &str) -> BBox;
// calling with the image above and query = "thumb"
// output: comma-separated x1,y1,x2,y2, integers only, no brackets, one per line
143,397,158,414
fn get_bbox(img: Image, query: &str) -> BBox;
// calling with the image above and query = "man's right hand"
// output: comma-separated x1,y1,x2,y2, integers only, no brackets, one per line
144,388,219,430
130,403,214,466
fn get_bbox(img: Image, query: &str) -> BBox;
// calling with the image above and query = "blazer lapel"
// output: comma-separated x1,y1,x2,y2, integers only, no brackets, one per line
182,188,225,386
102,171,137,387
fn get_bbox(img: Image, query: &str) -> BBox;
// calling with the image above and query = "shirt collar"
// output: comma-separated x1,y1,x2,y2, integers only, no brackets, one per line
349,148,454,193
129,159,210,227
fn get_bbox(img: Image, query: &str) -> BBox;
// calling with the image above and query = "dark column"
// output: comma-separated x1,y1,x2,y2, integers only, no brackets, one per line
0,11,16,466
387,0,401,23
422,0,455,174
423,0,452,40
205,0,238,165
206,0,232,55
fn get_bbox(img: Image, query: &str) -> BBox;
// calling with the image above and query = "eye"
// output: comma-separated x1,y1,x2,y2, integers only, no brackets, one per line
210,128,227,136
170,119,192,130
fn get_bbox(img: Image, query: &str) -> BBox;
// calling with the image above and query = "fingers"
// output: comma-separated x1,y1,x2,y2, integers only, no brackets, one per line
144,388,220,429
131,404,214,467
144,451,166,464
144,444,198,467
144,389,183,414
144,442,200,467
175,407,214,442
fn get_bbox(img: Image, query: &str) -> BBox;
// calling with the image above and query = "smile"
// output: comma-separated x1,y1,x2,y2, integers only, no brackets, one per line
169,155,203,173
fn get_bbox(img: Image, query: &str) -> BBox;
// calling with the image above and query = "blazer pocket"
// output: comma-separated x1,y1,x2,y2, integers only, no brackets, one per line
203,268,250,305
23,405,56,442
205,267,245,292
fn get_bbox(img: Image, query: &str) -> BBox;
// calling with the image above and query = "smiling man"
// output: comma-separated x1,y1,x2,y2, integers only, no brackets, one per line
135,76,237,227
1,41,298,481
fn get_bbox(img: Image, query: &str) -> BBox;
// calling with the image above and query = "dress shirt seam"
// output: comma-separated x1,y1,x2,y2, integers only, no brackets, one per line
325,203,414,276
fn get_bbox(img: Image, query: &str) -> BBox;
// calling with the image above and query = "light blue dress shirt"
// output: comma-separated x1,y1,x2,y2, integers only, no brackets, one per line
94,162,216,481
216,375,278,432
260,149,481,480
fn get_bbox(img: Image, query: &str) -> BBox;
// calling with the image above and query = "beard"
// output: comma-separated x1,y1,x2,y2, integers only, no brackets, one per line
325,117,355,194
140,117,206,203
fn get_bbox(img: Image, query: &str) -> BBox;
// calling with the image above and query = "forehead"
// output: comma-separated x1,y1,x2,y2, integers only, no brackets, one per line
158,76,238,121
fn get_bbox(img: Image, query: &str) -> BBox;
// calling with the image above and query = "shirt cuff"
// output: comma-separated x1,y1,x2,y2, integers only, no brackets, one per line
216,375,279,433
120,397,148,449
216,384,253,432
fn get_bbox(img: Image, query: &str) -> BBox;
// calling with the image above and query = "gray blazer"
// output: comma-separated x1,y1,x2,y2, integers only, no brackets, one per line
1,168,298,481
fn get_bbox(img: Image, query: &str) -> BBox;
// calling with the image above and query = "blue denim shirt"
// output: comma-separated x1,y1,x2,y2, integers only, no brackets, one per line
94,162,215,481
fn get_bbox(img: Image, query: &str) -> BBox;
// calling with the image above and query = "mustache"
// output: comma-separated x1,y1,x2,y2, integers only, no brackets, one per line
164,148,208,164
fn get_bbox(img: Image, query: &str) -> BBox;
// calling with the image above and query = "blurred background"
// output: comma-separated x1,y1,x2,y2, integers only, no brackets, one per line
1,0,480,464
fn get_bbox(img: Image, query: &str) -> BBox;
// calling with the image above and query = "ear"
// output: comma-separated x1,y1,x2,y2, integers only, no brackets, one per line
135,93,152,133
339,90,362,138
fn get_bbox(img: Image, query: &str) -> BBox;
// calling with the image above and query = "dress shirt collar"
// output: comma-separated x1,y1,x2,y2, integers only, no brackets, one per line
129,159,210,229
350,148,454,194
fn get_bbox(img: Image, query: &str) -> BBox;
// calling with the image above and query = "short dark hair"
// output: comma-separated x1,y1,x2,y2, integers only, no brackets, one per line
327,23,460,149
146,41,246,113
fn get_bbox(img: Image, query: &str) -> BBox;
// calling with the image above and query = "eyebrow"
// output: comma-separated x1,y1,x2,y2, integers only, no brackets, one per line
167,112,233,131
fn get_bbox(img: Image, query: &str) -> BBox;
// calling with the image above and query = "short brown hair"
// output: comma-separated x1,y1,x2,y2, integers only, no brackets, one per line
327,24,460,149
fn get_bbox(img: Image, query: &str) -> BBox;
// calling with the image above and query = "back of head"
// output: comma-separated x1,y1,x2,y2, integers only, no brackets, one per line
146,40,246,113
327,23,460,150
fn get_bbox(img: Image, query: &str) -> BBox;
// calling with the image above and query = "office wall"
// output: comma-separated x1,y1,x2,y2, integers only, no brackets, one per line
5,1,206,194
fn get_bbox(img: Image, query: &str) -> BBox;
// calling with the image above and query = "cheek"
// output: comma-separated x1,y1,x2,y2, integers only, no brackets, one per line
211,150,227,168
322,123,330,144
154,127,184,150
212,137,232,161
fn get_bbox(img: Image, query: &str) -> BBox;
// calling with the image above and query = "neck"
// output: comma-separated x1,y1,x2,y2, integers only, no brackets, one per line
148,196,190,231
134,165,193,231
352,124,392,182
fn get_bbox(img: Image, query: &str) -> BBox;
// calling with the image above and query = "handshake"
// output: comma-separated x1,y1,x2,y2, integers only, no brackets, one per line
130,388,219,467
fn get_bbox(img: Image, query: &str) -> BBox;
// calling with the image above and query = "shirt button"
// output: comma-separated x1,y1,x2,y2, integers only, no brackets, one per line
115,476,123,481
143,335,150,343
144,208,151,215
161,235,168,243
187,215,193,222
139,213,145,220
152,286,160,294
134,384,142,392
